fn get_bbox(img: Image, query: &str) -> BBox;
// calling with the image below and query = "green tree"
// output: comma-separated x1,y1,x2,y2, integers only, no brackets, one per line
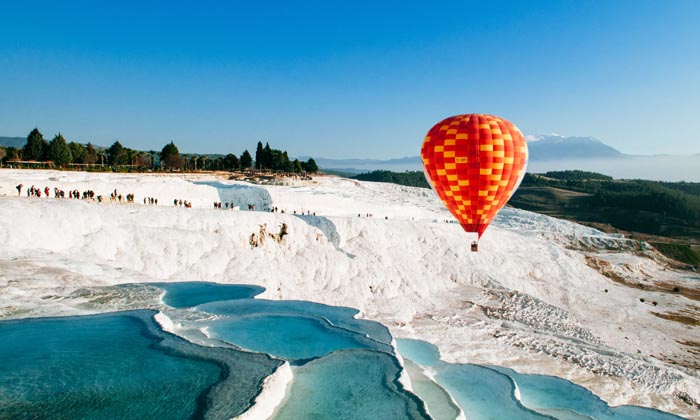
303,158,318,173
293,159,303,173
263,143,273,169
106,141,128,165
83,143,98,165
69,142,86,164
211,157,223,171
255,141,264,170
48,133,73,166
240,150,253,169
40,139,51,161
223,153,240,171
0,147,6,167
6,147,20,163
23,128,45,161
270,149,280,170
124,148,138,166
161,141,183,170
281,151,292,172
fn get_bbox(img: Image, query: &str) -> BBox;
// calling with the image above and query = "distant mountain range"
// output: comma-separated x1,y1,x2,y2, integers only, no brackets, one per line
0,136,26,149
304,156,422,174
525,134,624,160
310,135,629,174
308,135,699,181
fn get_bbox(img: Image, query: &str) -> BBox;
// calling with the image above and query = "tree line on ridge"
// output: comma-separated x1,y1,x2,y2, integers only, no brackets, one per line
0,128,318,174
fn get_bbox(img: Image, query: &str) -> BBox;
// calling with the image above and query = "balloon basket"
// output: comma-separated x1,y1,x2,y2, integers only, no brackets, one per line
470,241,479,252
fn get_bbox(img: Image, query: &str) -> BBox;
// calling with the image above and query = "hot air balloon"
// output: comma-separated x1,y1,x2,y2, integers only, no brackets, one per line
421,114,528,251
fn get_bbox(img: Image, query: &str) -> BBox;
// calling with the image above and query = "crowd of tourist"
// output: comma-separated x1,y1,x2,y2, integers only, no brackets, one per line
16,183,176,208
10,180,410,250
18,183,101,201
213,202,237,209
173,198,192,208
13,182,299,249
13,182,329,220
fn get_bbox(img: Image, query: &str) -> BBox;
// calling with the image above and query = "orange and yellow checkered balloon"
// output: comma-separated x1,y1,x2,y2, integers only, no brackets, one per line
421,114,528,239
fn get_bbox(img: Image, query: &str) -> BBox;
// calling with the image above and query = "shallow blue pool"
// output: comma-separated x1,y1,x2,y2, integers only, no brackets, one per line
0,282,686,420
0,311,222,420
490,366,686,420
198,298,393,345
397,339,686,420
273,349,429,420
157,281,264,308
198,299,393,361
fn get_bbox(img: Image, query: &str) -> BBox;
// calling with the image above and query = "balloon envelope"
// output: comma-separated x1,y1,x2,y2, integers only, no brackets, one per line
421,114,528,239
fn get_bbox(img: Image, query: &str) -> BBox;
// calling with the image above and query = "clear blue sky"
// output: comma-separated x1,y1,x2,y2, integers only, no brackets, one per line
1,0,698,158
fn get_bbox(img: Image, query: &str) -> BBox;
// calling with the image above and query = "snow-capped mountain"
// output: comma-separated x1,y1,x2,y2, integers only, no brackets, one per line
526,134,624,160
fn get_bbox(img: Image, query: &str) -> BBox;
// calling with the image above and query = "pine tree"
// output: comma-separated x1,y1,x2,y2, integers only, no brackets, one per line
304,158,318,173
69,142,86,164
107,141,127,165
48,134,73,166
293,159,303,173
263,142,273,169
223,153,240,171
240,150,253,169
281,151,292,172
255,141,264,170
161,141,183,170
23,128,45,161
40,139,50,161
